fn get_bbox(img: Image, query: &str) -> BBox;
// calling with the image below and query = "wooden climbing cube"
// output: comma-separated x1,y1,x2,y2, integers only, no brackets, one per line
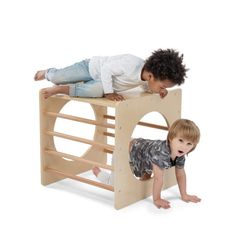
39,89,181,209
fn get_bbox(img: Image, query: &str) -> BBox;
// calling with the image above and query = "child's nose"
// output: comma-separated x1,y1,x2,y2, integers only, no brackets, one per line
183,144,189,152
179,143,186,151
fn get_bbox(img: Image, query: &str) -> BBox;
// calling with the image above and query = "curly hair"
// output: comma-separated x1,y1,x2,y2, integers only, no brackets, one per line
143,49,187,85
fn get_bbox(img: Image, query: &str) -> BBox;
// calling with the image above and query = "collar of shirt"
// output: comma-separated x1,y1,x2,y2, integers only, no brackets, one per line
164,140,185,167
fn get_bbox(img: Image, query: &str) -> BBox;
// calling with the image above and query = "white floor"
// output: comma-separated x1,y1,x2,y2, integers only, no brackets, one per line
1,143,235,236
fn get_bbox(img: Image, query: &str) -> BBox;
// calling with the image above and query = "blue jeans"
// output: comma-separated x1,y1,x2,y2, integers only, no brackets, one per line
45,59,104,97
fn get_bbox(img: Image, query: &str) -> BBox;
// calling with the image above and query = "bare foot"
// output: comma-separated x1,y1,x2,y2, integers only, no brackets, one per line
42,85,69,99
92,167,101,177
42,86,59,99
34,70,46,81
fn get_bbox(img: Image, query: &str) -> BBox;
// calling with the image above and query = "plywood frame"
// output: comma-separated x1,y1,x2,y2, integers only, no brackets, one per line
39,89,181,209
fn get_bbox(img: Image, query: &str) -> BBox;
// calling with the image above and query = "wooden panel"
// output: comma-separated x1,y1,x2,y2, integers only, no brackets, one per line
113,89,181,209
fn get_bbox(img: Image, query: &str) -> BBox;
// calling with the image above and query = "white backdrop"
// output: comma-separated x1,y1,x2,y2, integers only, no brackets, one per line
0,0,235,235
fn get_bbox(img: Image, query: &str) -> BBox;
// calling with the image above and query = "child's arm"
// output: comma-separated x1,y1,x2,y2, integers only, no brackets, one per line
152,164,171,209
175,167,201,203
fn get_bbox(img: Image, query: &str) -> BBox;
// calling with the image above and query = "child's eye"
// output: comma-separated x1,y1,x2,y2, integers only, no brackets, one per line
187,142,193,146
179,139,183,142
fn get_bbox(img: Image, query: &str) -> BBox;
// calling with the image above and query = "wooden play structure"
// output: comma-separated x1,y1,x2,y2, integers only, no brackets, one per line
39,89,181,209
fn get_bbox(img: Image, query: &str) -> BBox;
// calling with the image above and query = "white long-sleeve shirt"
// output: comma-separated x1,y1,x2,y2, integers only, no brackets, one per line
88,54,148,94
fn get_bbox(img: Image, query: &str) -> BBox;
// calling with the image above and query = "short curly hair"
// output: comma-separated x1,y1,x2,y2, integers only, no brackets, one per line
143,49,187,85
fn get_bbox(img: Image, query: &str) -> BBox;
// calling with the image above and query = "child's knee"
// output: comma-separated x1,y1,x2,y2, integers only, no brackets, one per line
75,81,104,98
46,68,64,84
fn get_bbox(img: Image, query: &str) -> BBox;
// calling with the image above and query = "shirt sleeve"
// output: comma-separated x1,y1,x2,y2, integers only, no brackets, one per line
140,83,149,92
100,54,143,94
100,63,123,94
175,156,185,168
151,153,171,170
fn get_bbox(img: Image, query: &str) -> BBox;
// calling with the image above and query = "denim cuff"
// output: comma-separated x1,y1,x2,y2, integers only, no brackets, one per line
69,84,76,96
45,69,52,81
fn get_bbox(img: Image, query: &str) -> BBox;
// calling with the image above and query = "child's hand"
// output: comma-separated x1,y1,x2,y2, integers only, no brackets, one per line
159,88,168,98
154,199,171,209
104,93,125,101
181,194,201,203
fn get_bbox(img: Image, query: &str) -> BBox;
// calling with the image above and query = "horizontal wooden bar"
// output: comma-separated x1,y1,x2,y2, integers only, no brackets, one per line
45,130,114,151
104,115,168,130
103,131,115,138
137,121,169,130
45,111,115,129
45,167,114,191
45,149,113,170
103,148,113,154
104,115,115,120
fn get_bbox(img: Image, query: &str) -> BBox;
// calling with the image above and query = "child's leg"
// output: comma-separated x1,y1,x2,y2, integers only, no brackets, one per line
41,85,69,99
92,155,114,186
35,59,92,84
42,79,104,99
92,167,113,185
70,80,104,97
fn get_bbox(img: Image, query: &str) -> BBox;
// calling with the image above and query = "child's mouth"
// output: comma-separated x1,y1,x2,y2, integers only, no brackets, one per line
178,150,184,155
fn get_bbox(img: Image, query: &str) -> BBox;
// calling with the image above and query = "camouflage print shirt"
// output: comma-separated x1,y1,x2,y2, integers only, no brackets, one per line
129,138,185,177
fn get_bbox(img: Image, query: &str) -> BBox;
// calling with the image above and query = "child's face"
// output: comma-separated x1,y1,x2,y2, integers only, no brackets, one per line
147,76,175,93
169,136,194,157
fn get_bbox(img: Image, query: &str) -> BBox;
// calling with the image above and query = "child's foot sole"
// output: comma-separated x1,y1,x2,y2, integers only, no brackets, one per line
34,70,46,81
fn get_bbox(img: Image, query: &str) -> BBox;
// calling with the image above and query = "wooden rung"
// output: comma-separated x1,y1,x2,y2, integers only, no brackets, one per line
137,121,168,130
104,114,115,120
103,149,113,154
45,167,114,191
45,111,115,129
104,114,168,130
45,130,114,151
45,149,114,170
103,131,115,138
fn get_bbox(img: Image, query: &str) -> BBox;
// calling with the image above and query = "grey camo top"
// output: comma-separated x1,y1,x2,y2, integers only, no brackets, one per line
129,138,185,177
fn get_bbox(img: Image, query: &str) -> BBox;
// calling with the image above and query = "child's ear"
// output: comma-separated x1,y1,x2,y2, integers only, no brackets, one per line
148,72,155,79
